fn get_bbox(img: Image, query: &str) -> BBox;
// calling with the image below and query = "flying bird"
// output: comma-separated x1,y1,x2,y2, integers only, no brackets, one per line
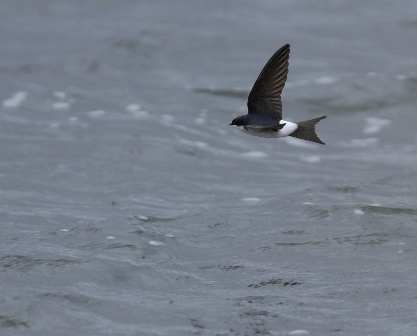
230,44,326,144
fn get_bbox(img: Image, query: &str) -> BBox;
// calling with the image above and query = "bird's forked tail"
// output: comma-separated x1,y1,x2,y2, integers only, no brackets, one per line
290,116,326,145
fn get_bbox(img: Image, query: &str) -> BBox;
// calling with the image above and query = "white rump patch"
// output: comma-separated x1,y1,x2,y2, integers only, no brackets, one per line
278,120,298,137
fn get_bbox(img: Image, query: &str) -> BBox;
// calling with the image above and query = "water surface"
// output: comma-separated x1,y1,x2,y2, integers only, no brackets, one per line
1,1,417,335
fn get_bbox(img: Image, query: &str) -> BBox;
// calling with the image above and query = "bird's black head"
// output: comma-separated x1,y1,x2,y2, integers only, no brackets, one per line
229,115,248,126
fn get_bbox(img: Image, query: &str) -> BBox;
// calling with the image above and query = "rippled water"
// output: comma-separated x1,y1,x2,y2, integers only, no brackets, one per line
1,1,417,335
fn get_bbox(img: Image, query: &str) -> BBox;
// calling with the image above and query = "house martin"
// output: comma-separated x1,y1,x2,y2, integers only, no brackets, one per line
230,44,326,144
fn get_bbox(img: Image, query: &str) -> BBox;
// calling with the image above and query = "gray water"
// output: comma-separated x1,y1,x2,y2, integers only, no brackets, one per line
1,1,417,335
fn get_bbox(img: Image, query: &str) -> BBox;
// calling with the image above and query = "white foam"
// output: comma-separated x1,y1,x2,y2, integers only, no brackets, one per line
354,209,364,215
160,114,174,125
398,242,405,245
60,229,69,232
296,79,309,86
194,117,205,125
316,76,338,85
288,330,309,335
242,197,261,203
136,215,148,221
53,91,66,99
125,103,149,119
166,234,174,238
240,151,268,159
191,141,208,149
284,80,310,89
129,110,149,119
366,72,379,77
343,138,378,148
126,103,141,112
149,240,163,246
363,117,391,134
300,155,321,163
195,109,207,124
283,137,318,149
2,91,27,107
49,122,60,128
87,110,106,118
52,102,70,110
107,236,115,240
179,139,208,149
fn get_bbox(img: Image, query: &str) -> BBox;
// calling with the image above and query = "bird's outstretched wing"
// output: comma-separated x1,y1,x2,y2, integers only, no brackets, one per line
247,44,290,121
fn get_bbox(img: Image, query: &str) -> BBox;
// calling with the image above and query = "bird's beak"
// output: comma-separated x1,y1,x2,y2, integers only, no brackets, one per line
229,123,233,125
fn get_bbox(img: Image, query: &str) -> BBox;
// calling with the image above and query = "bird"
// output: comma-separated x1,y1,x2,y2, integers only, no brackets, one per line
230,44,326,145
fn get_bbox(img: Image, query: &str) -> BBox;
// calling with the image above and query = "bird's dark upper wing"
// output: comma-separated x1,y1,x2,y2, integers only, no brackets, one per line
247,44,290,121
